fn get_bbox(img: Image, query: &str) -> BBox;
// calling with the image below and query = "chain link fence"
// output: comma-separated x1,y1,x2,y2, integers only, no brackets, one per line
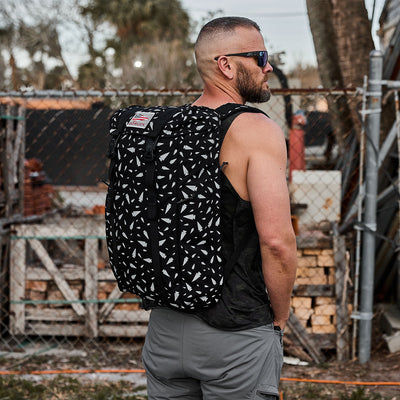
0,87,364,369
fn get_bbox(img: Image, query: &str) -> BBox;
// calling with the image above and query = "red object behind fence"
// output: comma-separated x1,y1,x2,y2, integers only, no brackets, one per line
24,158,54,216
289,113,306,181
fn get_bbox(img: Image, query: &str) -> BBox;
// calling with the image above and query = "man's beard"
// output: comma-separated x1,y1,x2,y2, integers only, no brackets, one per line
236,63,271,103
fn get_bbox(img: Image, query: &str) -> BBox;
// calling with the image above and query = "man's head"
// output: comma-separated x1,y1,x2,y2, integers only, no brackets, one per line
195,16,272,103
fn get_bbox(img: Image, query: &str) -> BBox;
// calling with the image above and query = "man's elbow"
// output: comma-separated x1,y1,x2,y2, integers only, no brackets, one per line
259,229,297,261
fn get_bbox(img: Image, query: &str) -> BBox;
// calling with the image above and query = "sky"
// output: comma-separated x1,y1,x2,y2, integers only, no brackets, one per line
180,0,386,73
9,0,386,81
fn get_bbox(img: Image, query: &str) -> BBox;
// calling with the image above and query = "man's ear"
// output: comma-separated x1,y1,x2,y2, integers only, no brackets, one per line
216,56,234,80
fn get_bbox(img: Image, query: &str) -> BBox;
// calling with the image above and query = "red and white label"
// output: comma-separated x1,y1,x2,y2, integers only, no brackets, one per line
127,111,155,129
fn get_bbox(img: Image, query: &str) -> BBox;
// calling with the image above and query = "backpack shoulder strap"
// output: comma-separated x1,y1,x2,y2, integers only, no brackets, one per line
216,103,269,139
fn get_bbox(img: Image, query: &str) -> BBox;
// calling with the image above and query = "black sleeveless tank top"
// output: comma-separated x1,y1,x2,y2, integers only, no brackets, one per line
196,173,274,330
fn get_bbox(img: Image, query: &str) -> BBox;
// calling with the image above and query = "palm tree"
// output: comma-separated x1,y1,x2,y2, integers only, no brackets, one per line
80,0,195,88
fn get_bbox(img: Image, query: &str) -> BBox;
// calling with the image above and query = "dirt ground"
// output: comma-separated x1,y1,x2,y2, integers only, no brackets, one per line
281,348,400,399
0,335,399,399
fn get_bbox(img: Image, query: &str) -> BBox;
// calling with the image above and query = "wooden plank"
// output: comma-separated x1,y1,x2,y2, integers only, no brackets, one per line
292,284,334,297
26,308,80,322
98,270,115,280
85,238,98,337
107,309,150,323
14,220,105,238
27,266,84,281
99,325,148,338
26,323,85,337
2,106,13,217
25,307,150,324
286,333,336,350
10,238,26,334
28,239,86,317
98,285,123,323
296,236,332,249
28,322,149,338
287,310,326,363
334,235,350,361
10,107,23,193
309,333,336,349
27,266,114,281
17,107,25,214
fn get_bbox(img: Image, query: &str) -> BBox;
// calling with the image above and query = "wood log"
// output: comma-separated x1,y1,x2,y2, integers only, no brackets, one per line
318,254,335,267
297,256,318,268
314,304,337,315
291,296,312,308
293,308,314,320
26,280,47,292
283,336,314,363
311,324,336,334
302,249,322,255
315,296,335,305
311,315,332,325
26,290,46,301
287,310,326,363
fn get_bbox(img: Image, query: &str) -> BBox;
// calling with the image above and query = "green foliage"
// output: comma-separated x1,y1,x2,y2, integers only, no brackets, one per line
81,0,190,46
0,376,46,399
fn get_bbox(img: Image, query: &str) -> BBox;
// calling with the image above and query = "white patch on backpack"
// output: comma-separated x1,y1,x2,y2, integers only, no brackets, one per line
127,111,155,129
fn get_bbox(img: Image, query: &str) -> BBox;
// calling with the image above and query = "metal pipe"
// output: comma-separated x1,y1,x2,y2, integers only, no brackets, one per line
395,90,400,308
352,75,368,360
358,50,383,364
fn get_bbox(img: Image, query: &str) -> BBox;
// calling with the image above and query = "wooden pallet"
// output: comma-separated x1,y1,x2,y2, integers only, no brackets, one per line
10,217,149,338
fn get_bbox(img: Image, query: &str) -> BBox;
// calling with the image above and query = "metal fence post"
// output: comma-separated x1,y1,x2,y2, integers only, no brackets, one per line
358,50,383,364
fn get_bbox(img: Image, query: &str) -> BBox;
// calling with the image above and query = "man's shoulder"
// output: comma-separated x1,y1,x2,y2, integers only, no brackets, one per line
230,111,285,146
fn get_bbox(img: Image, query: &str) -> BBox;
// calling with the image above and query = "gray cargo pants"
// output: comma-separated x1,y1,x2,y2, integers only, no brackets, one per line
142,308,283,400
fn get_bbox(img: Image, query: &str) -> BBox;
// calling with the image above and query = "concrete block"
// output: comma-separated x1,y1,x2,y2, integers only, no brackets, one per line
383,331,400,353
380,304,400,335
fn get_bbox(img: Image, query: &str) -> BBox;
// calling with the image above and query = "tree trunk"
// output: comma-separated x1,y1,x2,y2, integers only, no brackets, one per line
306,0,350,153
306,0,375,151
306,0,376,216
332,0,374,87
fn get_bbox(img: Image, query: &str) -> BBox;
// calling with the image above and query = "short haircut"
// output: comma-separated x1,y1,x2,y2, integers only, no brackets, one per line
195,16,260,48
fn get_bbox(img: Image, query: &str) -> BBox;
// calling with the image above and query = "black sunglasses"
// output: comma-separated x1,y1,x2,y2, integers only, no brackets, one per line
214,50,268,67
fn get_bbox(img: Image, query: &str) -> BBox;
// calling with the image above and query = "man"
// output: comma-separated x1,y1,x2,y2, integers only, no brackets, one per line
142,16,297,400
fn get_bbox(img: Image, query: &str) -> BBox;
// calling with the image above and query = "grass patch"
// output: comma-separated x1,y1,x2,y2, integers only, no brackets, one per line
0,376,147,400
281,383,392,400
339,387,385,400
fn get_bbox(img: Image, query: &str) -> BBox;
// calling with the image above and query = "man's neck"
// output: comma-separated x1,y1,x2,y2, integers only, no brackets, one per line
192,87,244,109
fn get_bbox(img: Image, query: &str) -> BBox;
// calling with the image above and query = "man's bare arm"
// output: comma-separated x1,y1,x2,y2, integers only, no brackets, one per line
246,115,297,329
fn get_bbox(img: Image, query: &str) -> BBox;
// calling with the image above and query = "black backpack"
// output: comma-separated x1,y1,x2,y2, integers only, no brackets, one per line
105,103,265,311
